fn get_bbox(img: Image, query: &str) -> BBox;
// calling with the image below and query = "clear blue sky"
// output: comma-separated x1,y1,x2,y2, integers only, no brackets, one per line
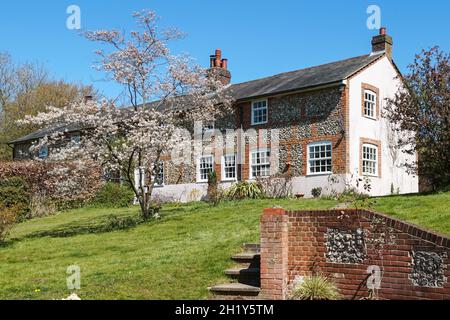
0,0,448,100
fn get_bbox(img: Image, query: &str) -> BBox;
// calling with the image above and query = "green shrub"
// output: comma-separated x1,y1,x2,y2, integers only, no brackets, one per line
0,177,31,220
290,275,341,300
0,205,17,243
90,183,135,208
226,182,264,200
101,215,142,232
311,187,322,198
207,172,221,206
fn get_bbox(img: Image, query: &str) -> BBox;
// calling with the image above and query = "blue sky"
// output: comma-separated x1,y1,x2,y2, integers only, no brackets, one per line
0,0,448,100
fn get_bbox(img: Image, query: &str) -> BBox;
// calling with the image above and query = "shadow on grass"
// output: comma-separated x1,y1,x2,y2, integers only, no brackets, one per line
9,205,197,241
13,214,149,240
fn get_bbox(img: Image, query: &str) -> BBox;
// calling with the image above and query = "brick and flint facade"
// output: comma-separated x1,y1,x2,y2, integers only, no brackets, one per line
9,29,419,200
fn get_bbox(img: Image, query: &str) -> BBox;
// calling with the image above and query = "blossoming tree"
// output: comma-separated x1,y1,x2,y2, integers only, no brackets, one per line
21,10,232,219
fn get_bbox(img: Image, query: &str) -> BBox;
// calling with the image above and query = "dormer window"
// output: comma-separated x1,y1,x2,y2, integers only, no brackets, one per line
251,100,268,125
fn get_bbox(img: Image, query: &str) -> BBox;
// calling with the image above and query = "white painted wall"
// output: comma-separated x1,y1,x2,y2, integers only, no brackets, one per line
152,182,235,203
348,55,419,196
291,175,347,198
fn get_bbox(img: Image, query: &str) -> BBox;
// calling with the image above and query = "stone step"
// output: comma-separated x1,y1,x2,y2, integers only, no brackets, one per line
231,252,260,263
243,243,261,253
209,283,261,295
224,268,260,276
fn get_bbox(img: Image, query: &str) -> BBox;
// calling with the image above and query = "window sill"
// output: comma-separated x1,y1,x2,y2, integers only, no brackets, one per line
361,174,380,178
251,121,268,126
306,173,333,177
362,115,378,121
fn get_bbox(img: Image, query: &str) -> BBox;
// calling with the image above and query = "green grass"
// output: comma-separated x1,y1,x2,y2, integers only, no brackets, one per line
372,191,450,236
1,191,449,300
0,198,336,300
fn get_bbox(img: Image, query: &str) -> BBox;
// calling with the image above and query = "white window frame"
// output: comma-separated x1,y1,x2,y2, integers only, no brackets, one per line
307,141,333,176
197,155,214,183
362,143,378,176
251,99,268,125
363,90,377,119
221,154,237,182
250,149,271,179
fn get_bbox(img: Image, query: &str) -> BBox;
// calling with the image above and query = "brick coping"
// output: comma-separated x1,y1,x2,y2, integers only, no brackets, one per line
262,208,450,248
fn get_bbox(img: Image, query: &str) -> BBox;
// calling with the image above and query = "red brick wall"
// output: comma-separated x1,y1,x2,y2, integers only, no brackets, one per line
260,208,450,300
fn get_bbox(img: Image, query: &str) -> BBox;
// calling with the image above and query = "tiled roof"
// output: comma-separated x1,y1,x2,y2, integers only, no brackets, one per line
9,53,385,145
229,53,384,100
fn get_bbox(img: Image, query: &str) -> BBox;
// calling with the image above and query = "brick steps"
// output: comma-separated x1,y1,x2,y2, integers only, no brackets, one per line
209,243,262,300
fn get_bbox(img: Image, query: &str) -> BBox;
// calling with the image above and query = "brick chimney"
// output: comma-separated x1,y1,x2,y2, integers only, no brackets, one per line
372,27,393,60
207,49,231,85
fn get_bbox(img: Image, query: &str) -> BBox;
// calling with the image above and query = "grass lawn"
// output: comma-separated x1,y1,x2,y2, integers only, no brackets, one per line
372,191,450,236
1,191,449,300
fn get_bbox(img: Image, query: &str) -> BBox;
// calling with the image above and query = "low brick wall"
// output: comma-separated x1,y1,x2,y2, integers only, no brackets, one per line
260,208,450,300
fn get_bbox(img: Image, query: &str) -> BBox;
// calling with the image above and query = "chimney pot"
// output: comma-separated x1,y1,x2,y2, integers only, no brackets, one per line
215,49,222,60
222,59,228,70
207,49,231,85
372,28,393,60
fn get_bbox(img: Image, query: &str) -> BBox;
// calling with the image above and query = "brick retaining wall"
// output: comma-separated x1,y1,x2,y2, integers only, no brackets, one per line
260,208,450,300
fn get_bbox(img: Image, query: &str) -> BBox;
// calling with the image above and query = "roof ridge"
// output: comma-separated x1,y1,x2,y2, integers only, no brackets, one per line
230,53,374,87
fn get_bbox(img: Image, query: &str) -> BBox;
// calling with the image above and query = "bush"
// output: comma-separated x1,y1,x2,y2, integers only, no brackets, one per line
0,160,102,203
0,205,17,243
257,175,293,199
90,183,135,208
226,182,264,200
206,172,221,206
102,215,142,232
290,275,341,300
0,177,31,221
311,187,322,198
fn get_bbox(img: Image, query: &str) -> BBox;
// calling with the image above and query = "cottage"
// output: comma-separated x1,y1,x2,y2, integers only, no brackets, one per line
9,28,419,200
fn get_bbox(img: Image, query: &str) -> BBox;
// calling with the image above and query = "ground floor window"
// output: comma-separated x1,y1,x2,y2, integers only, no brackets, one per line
250,149,271,178
197,155,214,182
222,154,237,181
362,144,378,176
308,141,332,174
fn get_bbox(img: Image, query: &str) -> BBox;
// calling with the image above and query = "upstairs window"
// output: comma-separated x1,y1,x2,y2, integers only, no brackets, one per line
222,154,237,181
362,144,378,176
308,142,332,175
250,149,271,178
251,100,268,125
363,90,377,119
197,155,214,183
